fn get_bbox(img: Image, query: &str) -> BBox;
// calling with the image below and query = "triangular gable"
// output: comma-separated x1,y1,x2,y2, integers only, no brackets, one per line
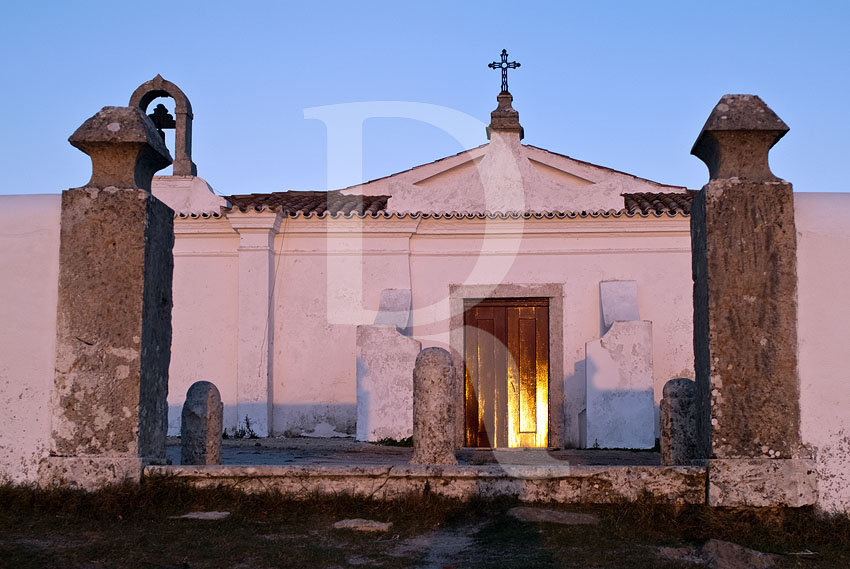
339,139,687,215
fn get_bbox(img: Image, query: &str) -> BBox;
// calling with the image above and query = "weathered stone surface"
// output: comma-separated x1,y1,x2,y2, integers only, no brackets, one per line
356,325,421,442
658,539,778,569
181,381,223,465
333,519,393,532
50,187,173,463
68,106,172,192
487,91,524,140
38,457,146,491
508,507,598,525
691,94,789,183
599,280,640,331
410,348,457,465
708,458,817,507
661,378,697,466
700,539,778,569
585,321,654,449
171,511,230,520
691,95,801,460
146,463,707,504
36,102,174,490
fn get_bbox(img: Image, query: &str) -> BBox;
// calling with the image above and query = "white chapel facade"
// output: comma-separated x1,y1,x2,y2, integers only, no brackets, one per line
149,74,697,450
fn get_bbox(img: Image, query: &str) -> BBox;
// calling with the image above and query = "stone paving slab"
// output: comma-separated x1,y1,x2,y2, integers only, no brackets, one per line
165,436,662,467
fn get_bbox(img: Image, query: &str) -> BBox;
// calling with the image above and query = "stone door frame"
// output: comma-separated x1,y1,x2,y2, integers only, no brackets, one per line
449,283,564,449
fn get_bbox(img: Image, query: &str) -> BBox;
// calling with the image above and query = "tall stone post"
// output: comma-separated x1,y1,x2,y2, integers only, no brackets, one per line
39,106,174,489
690,95,815,506
410,348,458,465
228,209,281,437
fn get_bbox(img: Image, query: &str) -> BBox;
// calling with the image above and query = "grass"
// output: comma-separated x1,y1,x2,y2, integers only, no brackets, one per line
1,478,849,568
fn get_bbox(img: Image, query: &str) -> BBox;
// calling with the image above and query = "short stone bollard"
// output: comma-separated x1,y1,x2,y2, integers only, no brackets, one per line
660,378,697,466
410,347,457,465
181,381,223,465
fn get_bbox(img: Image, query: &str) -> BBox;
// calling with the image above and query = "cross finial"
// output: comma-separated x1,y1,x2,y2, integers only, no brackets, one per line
488,49,520,93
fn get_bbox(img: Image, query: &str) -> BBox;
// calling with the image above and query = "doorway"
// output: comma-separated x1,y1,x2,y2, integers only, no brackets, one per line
463,298,549,448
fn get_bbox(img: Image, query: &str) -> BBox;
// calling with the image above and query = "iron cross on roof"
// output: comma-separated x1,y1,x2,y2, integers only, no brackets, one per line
488,49,520,93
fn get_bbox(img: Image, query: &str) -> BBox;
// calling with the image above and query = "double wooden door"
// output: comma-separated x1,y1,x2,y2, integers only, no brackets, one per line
463,298,549,448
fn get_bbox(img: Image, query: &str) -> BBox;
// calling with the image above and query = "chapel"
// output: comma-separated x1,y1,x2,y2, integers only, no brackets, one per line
138,66,697,450
4,61,848,511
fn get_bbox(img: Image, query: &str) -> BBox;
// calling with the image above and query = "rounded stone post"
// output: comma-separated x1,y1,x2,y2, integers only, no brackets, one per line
410,348,457,465
181,381,223,465
660,378,697,466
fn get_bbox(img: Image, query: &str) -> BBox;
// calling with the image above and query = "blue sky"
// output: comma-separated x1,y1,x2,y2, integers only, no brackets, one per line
1,1,848,195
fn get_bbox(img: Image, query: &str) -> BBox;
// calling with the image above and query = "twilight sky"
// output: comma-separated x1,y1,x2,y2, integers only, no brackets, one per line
1,1,847,195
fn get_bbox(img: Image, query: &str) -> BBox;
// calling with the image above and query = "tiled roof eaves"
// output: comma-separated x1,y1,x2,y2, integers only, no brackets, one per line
622,191,697,216
174,190,696,220
175,211,224,219
218,206,689,220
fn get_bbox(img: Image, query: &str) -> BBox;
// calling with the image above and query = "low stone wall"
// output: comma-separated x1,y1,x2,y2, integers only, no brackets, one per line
145,464,706,504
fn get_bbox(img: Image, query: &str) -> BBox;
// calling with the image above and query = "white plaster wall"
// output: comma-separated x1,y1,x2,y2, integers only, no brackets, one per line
170,214,693,444
167,222,239,435
407,216,694,447
0,195,61,482
796,192,850,513
271,219,415,436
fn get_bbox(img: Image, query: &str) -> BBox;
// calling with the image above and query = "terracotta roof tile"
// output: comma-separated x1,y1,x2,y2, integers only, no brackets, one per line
226,191,390,218
220,190,696,219
622,191,697,215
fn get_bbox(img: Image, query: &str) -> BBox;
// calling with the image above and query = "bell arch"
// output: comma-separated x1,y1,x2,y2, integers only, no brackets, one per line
130,74,197,176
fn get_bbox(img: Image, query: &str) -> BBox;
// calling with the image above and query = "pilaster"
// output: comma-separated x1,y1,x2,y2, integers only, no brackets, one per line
228,210,282,437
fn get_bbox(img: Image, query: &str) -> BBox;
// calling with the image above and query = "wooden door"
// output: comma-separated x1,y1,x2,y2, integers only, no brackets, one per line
463,298,549,448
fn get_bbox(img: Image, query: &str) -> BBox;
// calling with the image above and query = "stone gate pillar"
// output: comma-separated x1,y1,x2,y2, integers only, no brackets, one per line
690,95,815,506
38,106,174,489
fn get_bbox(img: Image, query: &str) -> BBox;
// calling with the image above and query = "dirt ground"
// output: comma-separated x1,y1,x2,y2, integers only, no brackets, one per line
2,478,849,569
